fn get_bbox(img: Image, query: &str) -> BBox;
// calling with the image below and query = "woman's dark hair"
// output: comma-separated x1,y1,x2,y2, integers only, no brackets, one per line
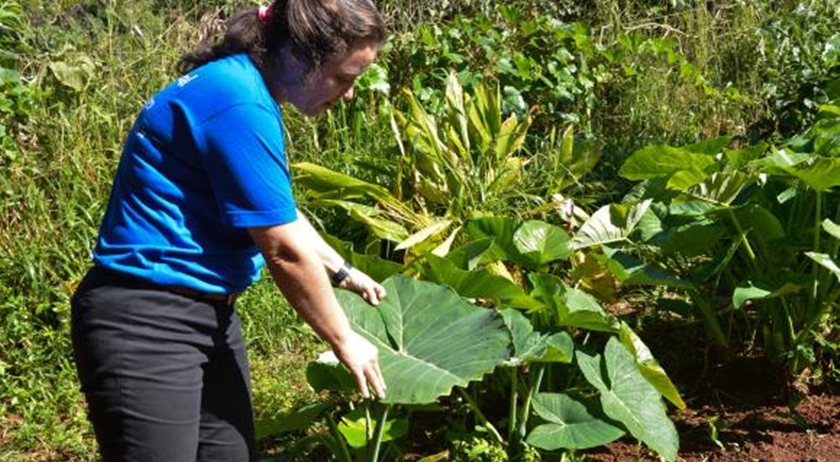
178,0,386,75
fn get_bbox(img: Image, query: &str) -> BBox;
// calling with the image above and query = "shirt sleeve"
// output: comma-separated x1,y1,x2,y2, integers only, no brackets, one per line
198,103,298,228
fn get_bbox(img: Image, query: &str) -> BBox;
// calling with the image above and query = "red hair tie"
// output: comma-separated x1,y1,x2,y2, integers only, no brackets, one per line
258,5,271,22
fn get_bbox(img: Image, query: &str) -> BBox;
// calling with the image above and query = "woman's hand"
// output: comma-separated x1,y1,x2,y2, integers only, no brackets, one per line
339,268,387,305
333,330,386,399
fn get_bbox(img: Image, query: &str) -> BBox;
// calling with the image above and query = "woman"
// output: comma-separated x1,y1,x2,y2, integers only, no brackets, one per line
71,1,388,460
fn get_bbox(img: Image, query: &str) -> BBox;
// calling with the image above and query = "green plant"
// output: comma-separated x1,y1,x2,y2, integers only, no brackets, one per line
264,276,514,461
262,263,682,461
294,72,535,257
424,216,683,461
605,97,840,377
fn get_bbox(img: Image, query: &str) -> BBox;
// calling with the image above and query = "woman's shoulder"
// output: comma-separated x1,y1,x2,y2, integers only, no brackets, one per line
189,54,263,95
163,54,273,119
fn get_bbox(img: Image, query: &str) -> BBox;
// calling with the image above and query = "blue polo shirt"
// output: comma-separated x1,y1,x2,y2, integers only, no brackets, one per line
93,54,297,294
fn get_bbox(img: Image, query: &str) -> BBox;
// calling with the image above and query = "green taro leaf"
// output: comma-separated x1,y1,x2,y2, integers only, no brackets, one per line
619,324,686,410
732,204,786,245
823,33,840,67
724,143,768,170
527,393,625,450
338,407,408,448
732,273,811,309
513,220,573,266
657,219,725,257
543,332,575,363
423,254,543,310
685,136,732,155
336,276,512,404
597,247,694,289
529,274,618,332
501,310,573,364
572,200,652,250
683,171,756,206
307,351,356,393
465,216,520,261
446,237,496,270
577,338,679,461
666,168,710,192
620,145,716,181
755,149,840,192
502,309,549,365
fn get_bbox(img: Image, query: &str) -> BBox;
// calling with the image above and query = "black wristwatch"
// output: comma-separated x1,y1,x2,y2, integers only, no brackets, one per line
330,261,353,286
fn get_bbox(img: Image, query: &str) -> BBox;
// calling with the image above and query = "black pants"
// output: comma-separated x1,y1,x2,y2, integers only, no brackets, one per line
71,266,256,462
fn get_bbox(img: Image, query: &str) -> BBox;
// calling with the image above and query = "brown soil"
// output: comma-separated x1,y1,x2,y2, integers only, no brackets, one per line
585,317,840,462
585,393,840,462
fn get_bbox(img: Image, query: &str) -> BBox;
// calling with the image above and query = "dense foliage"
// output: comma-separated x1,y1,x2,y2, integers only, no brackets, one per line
1,0,838,460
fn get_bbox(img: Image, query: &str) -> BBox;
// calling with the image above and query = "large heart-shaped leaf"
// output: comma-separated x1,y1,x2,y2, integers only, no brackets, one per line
526,393,625,450
513,220,573,267
336,276,512,404
577,338,679,462
685,136,732,155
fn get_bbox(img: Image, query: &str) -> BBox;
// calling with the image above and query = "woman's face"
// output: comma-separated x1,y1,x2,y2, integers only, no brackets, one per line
276,43,379,117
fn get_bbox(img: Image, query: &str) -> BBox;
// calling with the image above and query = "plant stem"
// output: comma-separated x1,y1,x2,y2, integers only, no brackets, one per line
689,290,728,347
809,191,823,319
508,368,518,444
369,404,390,462
327,414,354,462
457,387,504,444
727,208,759,271
518,364,545,439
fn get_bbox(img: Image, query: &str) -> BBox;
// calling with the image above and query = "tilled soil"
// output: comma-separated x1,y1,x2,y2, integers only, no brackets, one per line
586,316,840,462
585,393,840,462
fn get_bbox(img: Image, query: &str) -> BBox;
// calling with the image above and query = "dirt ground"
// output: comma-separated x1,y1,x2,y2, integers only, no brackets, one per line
585,317,840,462
586,393,840,462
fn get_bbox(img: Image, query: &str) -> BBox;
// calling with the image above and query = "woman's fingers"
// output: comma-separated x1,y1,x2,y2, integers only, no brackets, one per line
374,284,387,301
366,286,381,305
343,270,387,306
353,369,371,399
339,331,386,400
351,359,386,400
366,363,386,399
